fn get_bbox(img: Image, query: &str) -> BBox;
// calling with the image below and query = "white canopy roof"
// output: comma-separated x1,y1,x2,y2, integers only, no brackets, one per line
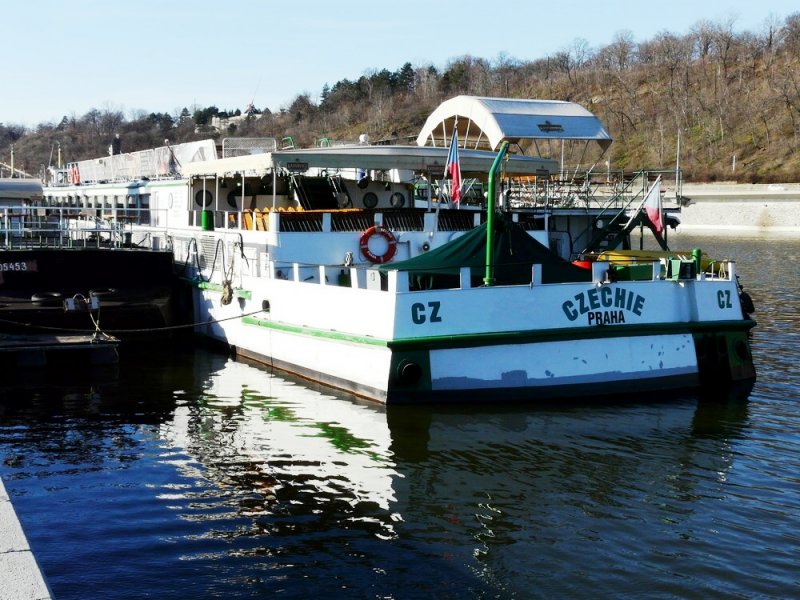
181,145,557,178
416,96,613,151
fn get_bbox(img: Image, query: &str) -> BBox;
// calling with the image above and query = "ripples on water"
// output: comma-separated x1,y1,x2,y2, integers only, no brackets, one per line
1,236,799,599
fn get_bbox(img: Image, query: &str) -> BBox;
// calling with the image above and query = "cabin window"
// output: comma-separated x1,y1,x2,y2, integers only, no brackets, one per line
363,192,378,208
390,192,405,208
195,190,213,208
226,190,240,209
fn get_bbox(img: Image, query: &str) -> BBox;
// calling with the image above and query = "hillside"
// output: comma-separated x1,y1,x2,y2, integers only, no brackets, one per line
2,14,799,183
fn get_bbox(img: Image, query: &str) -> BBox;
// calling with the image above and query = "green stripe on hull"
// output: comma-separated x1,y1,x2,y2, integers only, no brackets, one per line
193,280,252,299
241,311,754,351
235,310,755,404
242,315,388,347
388,320,755,351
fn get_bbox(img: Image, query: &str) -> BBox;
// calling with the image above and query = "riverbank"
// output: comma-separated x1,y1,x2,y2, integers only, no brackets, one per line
673,182,800,236
0,477,53,600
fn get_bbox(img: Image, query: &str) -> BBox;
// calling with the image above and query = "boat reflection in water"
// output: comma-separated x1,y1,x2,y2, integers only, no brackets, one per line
161,355,401,522
152,352,753,596
0,349,755,598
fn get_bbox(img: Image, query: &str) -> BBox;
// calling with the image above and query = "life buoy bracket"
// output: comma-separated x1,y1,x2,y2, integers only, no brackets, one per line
359,225,397,264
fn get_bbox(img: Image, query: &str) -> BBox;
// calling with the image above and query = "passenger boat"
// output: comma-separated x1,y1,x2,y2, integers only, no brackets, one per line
39,96,756,403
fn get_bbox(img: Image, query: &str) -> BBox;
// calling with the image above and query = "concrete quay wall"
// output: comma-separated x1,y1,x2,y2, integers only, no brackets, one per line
0,478,53,600
674,183,800,237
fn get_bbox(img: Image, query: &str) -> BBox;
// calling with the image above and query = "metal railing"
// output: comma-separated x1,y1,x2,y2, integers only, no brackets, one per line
1,206,170,250
48,140,218,186
506,168,681,210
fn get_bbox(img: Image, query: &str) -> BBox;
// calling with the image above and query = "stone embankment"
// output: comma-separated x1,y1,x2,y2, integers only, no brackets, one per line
673,182,800,237
0,478,53,599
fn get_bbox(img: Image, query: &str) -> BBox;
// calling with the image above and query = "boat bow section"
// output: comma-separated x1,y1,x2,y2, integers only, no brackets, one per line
381,270,754,403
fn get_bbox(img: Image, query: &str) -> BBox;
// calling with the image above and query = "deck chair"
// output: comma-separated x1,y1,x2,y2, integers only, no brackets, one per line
255,208,267,231
242,209,254,231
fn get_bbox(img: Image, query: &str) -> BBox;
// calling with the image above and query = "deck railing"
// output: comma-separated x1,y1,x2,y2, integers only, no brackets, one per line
507,168,682,210
1,206,170,250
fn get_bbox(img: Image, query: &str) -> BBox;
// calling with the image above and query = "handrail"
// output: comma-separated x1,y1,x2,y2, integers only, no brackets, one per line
0,205,169,250
577,170,664,254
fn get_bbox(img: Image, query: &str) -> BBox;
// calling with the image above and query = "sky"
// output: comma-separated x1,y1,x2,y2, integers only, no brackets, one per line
3,0,798,128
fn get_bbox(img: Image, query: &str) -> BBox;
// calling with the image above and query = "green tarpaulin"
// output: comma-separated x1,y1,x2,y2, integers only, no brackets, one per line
380,217,592,289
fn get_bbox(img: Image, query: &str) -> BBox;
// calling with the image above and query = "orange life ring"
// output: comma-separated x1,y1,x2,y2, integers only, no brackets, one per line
72,166,80,185
359,225,397,264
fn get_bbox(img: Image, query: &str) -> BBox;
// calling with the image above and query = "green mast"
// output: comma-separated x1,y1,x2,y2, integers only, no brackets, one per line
484,141,509,287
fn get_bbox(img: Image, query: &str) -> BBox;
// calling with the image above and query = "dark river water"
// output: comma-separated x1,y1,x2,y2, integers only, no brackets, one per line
1,235,798,599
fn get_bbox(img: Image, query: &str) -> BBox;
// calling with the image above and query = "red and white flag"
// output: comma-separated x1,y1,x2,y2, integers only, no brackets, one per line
644,177,663,236
445,129,463,204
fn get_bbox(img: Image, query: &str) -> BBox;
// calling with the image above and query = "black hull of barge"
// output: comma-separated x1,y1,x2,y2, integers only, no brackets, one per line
0,248,179,342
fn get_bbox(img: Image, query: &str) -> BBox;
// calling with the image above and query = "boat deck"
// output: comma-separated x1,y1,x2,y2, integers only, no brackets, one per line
0,333,119,367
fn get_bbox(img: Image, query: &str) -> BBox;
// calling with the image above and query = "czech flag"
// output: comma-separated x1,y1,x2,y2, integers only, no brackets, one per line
445,129,462,204
644,176,664,243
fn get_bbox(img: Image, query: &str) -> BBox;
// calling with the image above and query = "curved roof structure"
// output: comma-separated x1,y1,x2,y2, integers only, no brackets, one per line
416,96,613,152
0,178,44,202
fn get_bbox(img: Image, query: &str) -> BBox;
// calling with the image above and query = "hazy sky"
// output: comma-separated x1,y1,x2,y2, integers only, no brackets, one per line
3,0,797,127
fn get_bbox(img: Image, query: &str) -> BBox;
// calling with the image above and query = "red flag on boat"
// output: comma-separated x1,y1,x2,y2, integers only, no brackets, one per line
445,129,463,204
644,177,663,237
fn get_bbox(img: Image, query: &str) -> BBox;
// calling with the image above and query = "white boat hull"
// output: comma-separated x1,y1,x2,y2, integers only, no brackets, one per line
189,267,754,404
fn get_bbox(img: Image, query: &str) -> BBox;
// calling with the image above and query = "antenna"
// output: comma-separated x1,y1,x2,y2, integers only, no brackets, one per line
247,79,262,116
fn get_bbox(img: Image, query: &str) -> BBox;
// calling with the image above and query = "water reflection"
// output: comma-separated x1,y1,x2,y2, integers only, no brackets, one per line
158,357,402,547
174,355,753,527
0,348,761,598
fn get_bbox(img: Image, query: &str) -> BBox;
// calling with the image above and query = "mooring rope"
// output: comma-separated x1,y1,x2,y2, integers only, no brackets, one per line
0,309,266,336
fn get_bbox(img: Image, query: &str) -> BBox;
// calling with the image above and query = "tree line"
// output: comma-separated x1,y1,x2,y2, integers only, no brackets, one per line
2,13,799,183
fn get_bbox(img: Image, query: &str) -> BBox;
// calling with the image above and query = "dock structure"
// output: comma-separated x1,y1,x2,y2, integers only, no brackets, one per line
0,478,54,600
0,333,119,367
